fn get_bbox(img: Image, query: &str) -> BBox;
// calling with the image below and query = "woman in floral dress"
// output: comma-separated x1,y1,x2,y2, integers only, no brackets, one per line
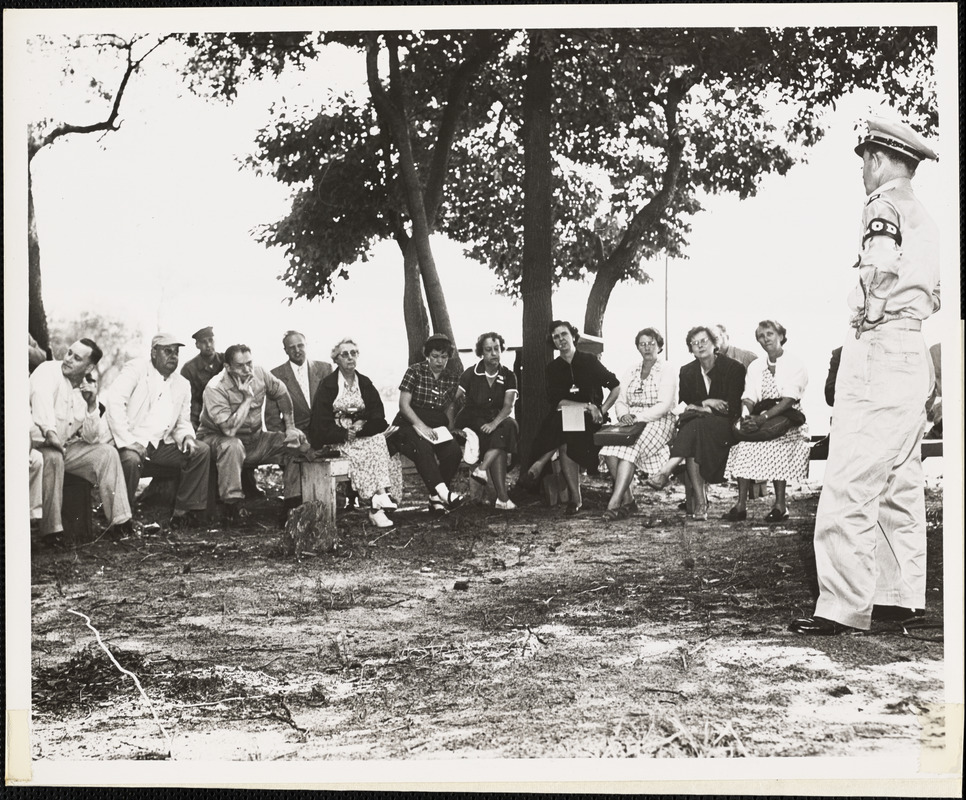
309,338,402,528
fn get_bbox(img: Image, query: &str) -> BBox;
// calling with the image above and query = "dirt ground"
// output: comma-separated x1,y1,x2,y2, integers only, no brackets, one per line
29,467,946,762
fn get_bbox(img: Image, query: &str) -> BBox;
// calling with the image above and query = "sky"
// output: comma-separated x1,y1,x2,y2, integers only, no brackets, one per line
4,3,963,790
16,25,955,437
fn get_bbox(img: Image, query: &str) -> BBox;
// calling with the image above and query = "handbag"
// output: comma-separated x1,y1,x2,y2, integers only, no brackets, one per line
735,399,806,441
593,421,647,446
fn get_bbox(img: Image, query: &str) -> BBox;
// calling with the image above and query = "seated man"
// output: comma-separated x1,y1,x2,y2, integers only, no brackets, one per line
105,333,211,529
29,338,132,536
181,325,262,498
197,344,306,516
265,330,332,435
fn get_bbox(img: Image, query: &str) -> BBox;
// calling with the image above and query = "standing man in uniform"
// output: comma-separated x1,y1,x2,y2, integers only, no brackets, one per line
790,116,939,635
181,325,262,498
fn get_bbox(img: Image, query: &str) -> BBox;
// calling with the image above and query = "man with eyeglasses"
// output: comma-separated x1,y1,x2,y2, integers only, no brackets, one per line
265,330,333,436
105,333,211,530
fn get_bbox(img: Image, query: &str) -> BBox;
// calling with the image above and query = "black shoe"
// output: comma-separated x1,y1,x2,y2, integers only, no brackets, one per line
168,512,198,532
564,502,582,516
677,501,688,511
722,507,747,522
872,605,925,623
788,615,856,636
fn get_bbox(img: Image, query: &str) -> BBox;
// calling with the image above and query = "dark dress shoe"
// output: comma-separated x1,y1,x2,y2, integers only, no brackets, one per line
765,508,790,523
564,502,582,516
722,507,747,522
788,615,855,636
872,605,925,622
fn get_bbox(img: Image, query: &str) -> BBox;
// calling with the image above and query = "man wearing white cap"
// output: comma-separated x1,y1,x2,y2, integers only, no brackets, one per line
29,338,133,536
791,116,940,635
105,333,211,529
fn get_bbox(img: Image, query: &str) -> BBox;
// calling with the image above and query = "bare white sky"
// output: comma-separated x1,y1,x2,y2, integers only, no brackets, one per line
4,3,962,792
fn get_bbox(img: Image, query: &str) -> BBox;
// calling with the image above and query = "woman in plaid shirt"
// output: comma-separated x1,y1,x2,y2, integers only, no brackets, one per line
393,333,464,512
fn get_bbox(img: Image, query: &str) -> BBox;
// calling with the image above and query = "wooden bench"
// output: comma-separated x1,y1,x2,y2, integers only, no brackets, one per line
62,473,94,545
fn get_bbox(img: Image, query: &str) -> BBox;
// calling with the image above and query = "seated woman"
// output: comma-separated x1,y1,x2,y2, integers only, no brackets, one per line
599,327,677,520
455,331,519,511
724,319,810,522
393,333,464,513
308,338,402,529
646,325,745,520
519,320,620,515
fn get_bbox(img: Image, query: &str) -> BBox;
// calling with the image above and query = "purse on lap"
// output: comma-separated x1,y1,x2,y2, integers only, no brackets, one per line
735,399,806,442
593,421,647,446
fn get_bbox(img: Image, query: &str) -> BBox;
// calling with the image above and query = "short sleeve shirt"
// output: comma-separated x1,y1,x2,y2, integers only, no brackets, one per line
458,361,518,419
399,361,459,412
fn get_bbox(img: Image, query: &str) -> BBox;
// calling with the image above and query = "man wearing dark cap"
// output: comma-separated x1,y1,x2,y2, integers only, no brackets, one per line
791,116,939,636
105,333,210,529
181,326,261,498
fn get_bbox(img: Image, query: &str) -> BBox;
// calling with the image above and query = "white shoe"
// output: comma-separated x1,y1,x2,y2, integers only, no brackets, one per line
495,499,517,511
368,509,394,528
470,466,488,485
461,428,480,465
371,493,397,511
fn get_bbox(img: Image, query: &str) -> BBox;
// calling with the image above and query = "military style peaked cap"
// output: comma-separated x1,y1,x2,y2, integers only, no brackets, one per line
192,326,215,340
855,116,938,162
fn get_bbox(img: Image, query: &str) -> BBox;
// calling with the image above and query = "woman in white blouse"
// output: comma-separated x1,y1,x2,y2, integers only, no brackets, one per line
723,320,809,523
600,328,677,520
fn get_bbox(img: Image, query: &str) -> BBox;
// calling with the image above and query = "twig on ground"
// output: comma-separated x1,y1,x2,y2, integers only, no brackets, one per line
368,528,397,546
390,536,414,550
642,686,687,698
526,625,548,645
171,695,266,710
67,608,172,757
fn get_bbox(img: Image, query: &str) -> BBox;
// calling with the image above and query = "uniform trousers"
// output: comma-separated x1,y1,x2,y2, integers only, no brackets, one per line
118,440,211,513
39,442,133,534
198,429,299,502
813,326,930,629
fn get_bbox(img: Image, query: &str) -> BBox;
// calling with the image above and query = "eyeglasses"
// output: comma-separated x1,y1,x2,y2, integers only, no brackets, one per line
154,346,180,356
690,338,713,348
337,350,359,359
638,341,659,349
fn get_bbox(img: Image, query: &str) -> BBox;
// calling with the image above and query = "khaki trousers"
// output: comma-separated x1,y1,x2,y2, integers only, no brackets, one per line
40,442,133,534
118,440,211,514
813,327,930,629
198,429,299,501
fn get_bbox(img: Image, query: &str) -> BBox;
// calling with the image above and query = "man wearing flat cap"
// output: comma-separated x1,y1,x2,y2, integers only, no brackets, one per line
791,115,940,636
105,333,211,529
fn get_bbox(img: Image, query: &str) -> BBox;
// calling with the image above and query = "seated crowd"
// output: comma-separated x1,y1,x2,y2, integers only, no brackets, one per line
31,313,924,540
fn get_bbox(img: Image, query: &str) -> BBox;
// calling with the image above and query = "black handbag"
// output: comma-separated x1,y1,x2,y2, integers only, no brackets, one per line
593,421,647,446
735,399,806,442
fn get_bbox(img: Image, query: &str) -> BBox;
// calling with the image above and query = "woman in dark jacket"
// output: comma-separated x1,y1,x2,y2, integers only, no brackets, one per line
518,320,620,515
309,337,401,528
646,325,746,520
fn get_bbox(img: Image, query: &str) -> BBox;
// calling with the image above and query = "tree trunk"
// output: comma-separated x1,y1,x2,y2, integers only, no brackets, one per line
401,237,431,364
519,30,555,470
28,165,51,354
583,260,624,338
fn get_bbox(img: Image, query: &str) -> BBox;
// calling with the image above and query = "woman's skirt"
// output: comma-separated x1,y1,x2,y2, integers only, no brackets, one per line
725,424,810,483
345,433,404,501
669,414,736,483
599,415,676,474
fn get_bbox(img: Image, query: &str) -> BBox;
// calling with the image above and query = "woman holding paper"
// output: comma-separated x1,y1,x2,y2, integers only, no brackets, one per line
519,320,620,515
308,338,402,529
646,325,745,520
599,327,677,521
455,331,519,510
393,333,464,512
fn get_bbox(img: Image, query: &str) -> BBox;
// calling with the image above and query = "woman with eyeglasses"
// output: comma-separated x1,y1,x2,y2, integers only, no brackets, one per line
308,337,402,529
646,325,745,520
518,320,620,515
455,331,519,510
599,327,677,521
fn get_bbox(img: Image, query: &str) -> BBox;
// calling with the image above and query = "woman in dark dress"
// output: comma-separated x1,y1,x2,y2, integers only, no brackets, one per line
519,320,620,515
455,332,519,510
646,325,746,520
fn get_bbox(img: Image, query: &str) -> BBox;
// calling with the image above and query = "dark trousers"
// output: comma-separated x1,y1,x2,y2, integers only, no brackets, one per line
118,440,211,514
394,424,462,493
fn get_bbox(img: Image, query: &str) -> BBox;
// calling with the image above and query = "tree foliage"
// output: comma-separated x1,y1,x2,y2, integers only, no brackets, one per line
48,311,144,390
